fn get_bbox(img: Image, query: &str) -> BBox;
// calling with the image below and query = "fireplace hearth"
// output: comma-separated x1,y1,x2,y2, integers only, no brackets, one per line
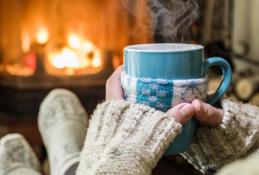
0,51,113,115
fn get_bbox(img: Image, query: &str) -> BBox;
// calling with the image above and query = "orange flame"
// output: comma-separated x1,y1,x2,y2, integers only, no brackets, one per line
36,27,49,44
46,32,102,75
68,33,82,49
22,32,31,52
49,47,89,69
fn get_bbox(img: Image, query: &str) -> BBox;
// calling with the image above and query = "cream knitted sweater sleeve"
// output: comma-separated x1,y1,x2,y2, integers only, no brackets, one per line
182,99,259,173
76,101,182,175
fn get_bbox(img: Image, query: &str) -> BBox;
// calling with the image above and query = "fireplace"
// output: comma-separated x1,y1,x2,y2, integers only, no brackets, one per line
0,0,151,115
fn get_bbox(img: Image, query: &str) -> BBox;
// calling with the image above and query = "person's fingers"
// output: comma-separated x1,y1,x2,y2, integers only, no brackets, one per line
110,65,123,80
192,99,224,126
166,103,194,125
106,66,124,100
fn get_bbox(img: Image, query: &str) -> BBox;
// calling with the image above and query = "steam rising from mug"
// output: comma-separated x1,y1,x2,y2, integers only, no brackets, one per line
122,0,199,42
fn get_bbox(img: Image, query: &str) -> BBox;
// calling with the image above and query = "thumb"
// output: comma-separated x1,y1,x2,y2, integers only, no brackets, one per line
166,103,194,125
192,99,223,126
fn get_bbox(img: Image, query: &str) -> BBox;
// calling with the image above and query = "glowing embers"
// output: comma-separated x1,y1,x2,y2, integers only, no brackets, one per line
5,52,36,77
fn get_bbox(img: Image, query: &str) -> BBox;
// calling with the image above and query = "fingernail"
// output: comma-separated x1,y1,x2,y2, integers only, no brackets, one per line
192,99,202,112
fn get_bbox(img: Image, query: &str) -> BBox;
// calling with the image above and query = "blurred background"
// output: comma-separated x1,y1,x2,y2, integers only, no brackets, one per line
0,0,258,174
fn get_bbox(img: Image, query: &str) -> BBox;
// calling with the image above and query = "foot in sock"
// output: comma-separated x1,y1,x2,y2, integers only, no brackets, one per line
0,133,41,175
38,89,88,175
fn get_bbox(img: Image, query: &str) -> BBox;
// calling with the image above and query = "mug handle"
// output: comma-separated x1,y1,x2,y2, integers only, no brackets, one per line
205,57,232,105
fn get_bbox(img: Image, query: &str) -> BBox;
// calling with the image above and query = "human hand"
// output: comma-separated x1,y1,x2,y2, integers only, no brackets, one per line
192,99,223,126
166,99,224,126
166,103,195,125
105,65,124,101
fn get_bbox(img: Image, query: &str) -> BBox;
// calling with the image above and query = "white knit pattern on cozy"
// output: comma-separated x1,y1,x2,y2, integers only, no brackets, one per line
38,89,88,175
0,134,41,175
181,99,259,173
121,71,207,112
76,101,182,175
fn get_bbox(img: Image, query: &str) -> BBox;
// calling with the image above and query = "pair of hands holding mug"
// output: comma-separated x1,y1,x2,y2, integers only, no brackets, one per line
106,66,224,126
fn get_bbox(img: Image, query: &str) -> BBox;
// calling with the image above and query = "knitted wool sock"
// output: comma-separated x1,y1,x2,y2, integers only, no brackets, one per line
121,71,207,112
0,134,41,175
38,89,88,175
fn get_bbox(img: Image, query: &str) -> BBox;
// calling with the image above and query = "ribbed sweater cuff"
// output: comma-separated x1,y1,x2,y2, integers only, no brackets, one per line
77,100,182,175
182,99,259,173
95,100,183,159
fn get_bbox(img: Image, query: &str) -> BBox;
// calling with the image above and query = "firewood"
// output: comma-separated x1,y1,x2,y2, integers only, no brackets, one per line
228,94,239,102
250,93,259,106
208,77,222,93
228,73,240,94
235,77,259,101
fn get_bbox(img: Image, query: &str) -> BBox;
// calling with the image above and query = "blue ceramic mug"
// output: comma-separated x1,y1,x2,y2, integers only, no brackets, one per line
121,43,232,154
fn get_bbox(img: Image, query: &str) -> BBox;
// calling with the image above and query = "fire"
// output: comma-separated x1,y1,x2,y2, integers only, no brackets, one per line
68,33,82,49
47,33,103,75
36,27,49,44
92,50,102,68
22,32,31,52
19,29,103,76
82,41,94,53
49,47,89,69
6,52,36,76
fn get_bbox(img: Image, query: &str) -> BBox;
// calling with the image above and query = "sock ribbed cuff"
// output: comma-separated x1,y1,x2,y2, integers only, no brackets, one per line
57,153,79,175
5,166,41,175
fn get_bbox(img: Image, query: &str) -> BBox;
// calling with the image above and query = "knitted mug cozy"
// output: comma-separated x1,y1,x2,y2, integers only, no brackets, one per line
121,71,208,112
